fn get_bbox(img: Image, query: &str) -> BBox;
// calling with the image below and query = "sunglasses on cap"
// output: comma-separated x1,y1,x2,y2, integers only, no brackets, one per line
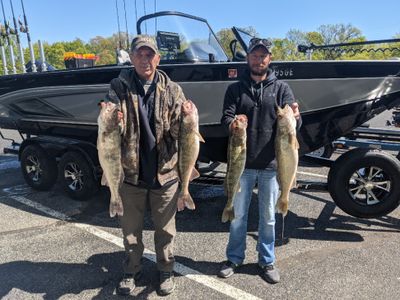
248,38,273,53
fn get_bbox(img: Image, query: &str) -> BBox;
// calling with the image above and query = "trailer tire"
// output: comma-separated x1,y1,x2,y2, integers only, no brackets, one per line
309,144,334,158
20,145,58,190
58,151,98,201
328,149,400,218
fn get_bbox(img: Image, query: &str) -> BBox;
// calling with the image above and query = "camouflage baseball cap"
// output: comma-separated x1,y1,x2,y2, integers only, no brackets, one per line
247,38,273,54
130,35,159,54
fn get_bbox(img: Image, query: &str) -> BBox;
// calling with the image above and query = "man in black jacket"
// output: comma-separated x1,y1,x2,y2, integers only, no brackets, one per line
218,38,301,284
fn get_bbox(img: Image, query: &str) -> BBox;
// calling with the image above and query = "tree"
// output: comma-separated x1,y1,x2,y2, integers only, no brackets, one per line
216,26,258,59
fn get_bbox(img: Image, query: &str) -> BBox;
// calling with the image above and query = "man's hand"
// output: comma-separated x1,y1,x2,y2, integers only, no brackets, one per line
229,114,247,131
290,102,300,120
100,101,123,121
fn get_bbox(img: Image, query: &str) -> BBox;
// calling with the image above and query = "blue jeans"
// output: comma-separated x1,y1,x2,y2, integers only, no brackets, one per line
226,168,279,267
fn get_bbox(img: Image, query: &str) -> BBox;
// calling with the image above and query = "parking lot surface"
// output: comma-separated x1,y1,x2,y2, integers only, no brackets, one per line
1,122,400,299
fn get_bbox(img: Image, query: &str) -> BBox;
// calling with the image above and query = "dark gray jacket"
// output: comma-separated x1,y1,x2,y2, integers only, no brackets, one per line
221,69,301,169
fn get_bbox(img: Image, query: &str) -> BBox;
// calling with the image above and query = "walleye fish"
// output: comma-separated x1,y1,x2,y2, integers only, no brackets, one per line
222,115,247,223
178,100,204,210
275,104,299,216
97,101,124,217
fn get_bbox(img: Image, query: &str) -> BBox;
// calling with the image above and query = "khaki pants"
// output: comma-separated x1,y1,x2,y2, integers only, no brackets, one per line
119,181,179,275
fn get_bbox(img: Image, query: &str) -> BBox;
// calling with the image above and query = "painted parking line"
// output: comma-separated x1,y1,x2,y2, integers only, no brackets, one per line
8,193,262,300
297,171,328,179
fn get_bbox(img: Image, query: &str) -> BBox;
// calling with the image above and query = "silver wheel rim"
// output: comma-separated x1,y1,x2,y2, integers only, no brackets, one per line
25,155,42,182
64,162,84,191
309,147,325,157
348,166,391,205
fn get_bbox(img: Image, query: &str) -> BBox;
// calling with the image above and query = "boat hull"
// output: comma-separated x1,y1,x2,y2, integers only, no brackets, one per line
1,61,400,162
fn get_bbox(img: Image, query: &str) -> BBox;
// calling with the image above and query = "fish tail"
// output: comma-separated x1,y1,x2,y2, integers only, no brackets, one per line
109,195,124,217
221,206,235,223
276,193,289,216
178,192,196,210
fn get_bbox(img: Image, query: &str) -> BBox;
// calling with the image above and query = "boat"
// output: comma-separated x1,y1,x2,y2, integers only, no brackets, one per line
1,11,400,217
1,11,400,161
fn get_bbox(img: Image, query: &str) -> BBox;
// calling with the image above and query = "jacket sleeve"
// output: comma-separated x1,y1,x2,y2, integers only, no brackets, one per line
169,85,185,141
281,82,302,130
221,83,239,133
105,78,125,104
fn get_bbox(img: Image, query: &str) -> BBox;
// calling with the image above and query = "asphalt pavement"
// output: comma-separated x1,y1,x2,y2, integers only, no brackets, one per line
0,115,400,299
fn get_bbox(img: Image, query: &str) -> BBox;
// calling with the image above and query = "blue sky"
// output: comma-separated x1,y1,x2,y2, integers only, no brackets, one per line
2,0,399,46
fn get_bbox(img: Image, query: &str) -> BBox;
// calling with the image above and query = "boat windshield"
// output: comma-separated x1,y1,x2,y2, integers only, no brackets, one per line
137,12,228,63
232,26,256,53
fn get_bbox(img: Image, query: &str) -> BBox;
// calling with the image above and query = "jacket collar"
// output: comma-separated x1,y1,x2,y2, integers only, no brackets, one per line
241,68,276,90
118,68,170,92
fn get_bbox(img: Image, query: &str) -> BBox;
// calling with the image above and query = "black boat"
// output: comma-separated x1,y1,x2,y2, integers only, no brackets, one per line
1,11,400,217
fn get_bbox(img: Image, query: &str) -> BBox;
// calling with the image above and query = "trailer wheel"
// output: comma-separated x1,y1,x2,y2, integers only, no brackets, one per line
309,144,334,158
328,149,400,218
20,145,57,190
58,151,98,200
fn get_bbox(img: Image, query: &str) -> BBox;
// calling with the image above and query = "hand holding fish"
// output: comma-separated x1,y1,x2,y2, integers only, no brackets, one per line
100,101,123,121
289,102,300,120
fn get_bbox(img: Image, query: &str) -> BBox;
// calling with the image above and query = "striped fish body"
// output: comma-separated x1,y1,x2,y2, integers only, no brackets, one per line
97,102,124,217
275,104,299,216
222,116,247,222
178,100,203,210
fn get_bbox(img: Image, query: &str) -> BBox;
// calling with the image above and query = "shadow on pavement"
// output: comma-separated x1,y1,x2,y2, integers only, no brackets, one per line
0,252,167,300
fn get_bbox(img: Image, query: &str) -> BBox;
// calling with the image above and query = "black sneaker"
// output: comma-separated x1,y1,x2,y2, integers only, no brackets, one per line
218,261,240,278
260,264,280,284
116,271,142,296
159,271,175,296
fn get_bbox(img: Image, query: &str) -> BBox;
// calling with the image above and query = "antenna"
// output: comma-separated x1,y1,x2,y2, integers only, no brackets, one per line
143,0,147,34
154,0,157,32
0,29,8,75
122,0,129,49
115,0,122,49
134,0,138,33
20,0,36,72
1,0,16,73
10,0,25,72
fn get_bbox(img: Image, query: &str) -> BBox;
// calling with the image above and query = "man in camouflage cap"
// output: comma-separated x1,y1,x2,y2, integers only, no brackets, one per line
103,34,189,296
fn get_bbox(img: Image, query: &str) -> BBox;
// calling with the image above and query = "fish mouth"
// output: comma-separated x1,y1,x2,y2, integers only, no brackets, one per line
182,100,197,114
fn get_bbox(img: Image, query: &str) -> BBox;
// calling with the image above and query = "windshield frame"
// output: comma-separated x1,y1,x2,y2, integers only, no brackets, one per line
232,26,256,54
136,11,229,63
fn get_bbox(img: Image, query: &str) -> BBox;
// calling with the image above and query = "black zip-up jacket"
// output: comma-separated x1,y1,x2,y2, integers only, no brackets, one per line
221,69,301,169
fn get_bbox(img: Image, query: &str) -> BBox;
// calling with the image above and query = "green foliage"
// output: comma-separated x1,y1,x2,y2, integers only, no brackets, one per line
216,26,258,59
1,25,399,75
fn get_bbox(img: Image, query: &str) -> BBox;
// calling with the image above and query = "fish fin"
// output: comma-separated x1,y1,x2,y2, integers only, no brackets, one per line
189,168,200,181
236,183,241,194
291,176,297,189
221,206,235,223
178,192,196,210
223,179,228,196
276,195,288,217
289,134,299,149
196,131,205,143
101,174,109,187
109,197,124,217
